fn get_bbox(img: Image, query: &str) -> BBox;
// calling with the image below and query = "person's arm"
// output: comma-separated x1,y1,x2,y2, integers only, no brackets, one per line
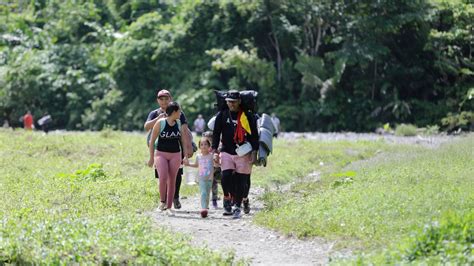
147,120,162,167
212,112,222,151
184,156,199,168
249,113,259,163
179,112,193,158
144,112,166,131
181,123,192,158
144,117,158,131
248,113,259,151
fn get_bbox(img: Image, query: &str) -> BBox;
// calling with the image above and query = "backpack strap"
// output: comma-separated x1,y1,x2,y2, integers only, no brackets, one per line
160,119,166,135
154,119,167,149
176,119,181,131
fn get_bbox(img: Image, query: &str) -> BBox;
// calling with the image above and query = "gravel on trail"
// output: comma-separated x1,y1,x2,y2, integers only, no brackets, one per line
149,132,468,265
149,187,340,265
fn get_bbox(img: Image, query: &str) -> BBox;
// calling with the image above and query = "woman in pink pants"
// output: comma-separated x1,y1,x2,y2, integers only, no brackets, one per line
148,102,185,216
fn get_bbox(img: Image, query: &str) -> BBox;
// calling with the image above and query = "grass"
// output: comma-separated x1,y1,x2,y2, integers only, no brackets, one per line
2,129,472,264
254,134,473,264
0,129,233,264
250,138,389,187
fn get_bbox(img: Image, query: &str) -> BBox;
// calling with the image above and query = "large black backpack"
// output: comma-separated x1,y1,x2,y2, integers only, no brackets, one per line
214,90,228,111
240,90,258,113
214,90,258,113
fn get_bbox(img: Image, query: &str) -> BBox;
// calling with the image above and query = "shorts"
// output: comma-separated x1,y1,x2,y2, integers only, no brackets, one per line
220,152,252,174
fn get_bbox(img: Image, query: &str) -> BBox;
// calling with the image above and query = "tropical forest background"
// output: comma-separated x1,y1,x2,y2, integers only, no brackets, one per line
1,0,472,132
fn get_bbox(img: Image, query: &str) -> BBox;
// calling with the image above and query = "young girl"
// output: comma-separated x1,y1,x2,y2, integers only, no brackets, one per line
202,131,222,209
184,139,214,218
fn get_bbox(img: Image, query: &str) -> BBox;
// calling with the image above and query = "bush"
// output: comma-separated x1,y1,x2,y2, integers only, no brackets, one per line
441,111,474,132
57,163,108,181
403,212,473,264
351,212,473,265
421,125,440,135
395,124,418,136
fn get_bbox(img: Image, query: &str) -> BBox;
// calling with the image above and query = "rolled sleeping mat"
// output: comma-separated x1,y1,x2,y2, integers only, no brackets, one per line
257,146,268,167
258,145,268,161
258,113,276,135
259,127,273,153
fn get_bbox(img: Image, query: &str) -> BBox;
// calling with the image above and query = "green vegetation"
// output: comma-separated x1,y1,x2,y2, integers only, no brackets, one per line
395,123,418,136
1,0,472,132
251,138,388,187
255,134,474,264
0,129,233,264
1,129,472,264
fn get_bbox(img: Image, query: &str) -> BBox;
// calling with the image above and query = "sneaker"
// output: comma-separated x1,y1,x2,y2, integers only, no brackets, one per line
173,198,181,209
212,199,218,209
200,209,208,218
232,207,241,219
159,202,167,211
223,199,233,216
165,209,175,216
243,199,250,214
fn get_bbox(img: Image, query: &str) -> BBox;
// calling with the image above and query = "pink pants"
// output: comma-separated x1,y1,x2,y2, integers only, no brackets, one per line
154,151,182,209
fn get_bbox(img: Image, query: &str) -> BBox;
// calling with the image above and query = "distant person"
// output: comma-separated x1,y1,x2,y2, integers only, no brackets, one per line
22,111,34,130
144,89,193,210
193,114,206,136
271,113,281,138
147,102,185,216
38,113,52,134
2,119,9,128
184,138,214,218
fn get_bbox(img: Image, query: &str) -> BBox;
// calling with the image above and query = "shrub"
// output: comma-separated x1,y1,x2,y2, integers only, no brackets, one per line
57,163,108,181
395,124,418,136
441,111,474,132
421,125,440,135
403,212,473,264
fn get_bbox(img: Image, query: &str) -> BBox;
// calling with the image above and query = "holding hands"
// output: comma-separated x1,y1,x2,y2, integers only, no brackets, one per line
183,157,190,166
213,152,220,165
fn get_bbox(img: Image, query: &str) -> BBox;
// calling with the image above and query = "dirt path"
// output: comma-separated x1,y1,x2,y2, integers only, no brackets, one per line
148,133,466,264
149,186,342,265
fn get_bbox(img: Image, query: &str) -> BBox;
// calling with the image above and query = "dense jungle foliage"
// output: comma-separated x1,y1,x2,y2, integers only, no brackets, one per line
0,0,472,132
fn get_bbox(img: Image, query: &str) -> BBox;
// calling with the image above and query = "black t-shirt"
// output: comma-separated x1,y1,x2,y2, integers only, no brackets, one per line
156,120,181,153
146,108,187,146
212,110,259,155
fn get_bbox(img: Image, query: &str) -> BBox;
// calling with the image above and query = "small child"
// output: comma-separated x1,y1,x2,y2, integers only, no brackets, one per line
202,131,222,209
184,138,214,218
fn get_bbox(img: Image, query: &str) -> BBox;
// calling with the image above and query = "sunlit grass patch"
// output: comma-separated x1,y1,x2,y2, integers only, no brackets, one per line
0,129,236,264
251,138,388,187
255,134,473,264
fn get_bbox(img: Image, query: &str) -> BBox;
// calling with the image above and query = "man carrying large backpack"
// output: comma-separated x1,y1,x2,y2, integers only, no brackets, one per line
212,90,259,219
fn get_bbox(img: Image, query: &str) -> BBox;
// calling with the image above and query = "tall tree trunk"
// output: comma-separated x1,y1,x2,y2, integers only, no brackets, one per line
268,15,282,81
372,61,377,100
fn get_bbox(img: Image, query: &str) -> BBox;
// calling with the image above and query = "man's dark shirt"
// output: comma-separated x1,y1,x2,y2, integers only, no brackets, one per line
212,109,259,155
146,108,187,125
